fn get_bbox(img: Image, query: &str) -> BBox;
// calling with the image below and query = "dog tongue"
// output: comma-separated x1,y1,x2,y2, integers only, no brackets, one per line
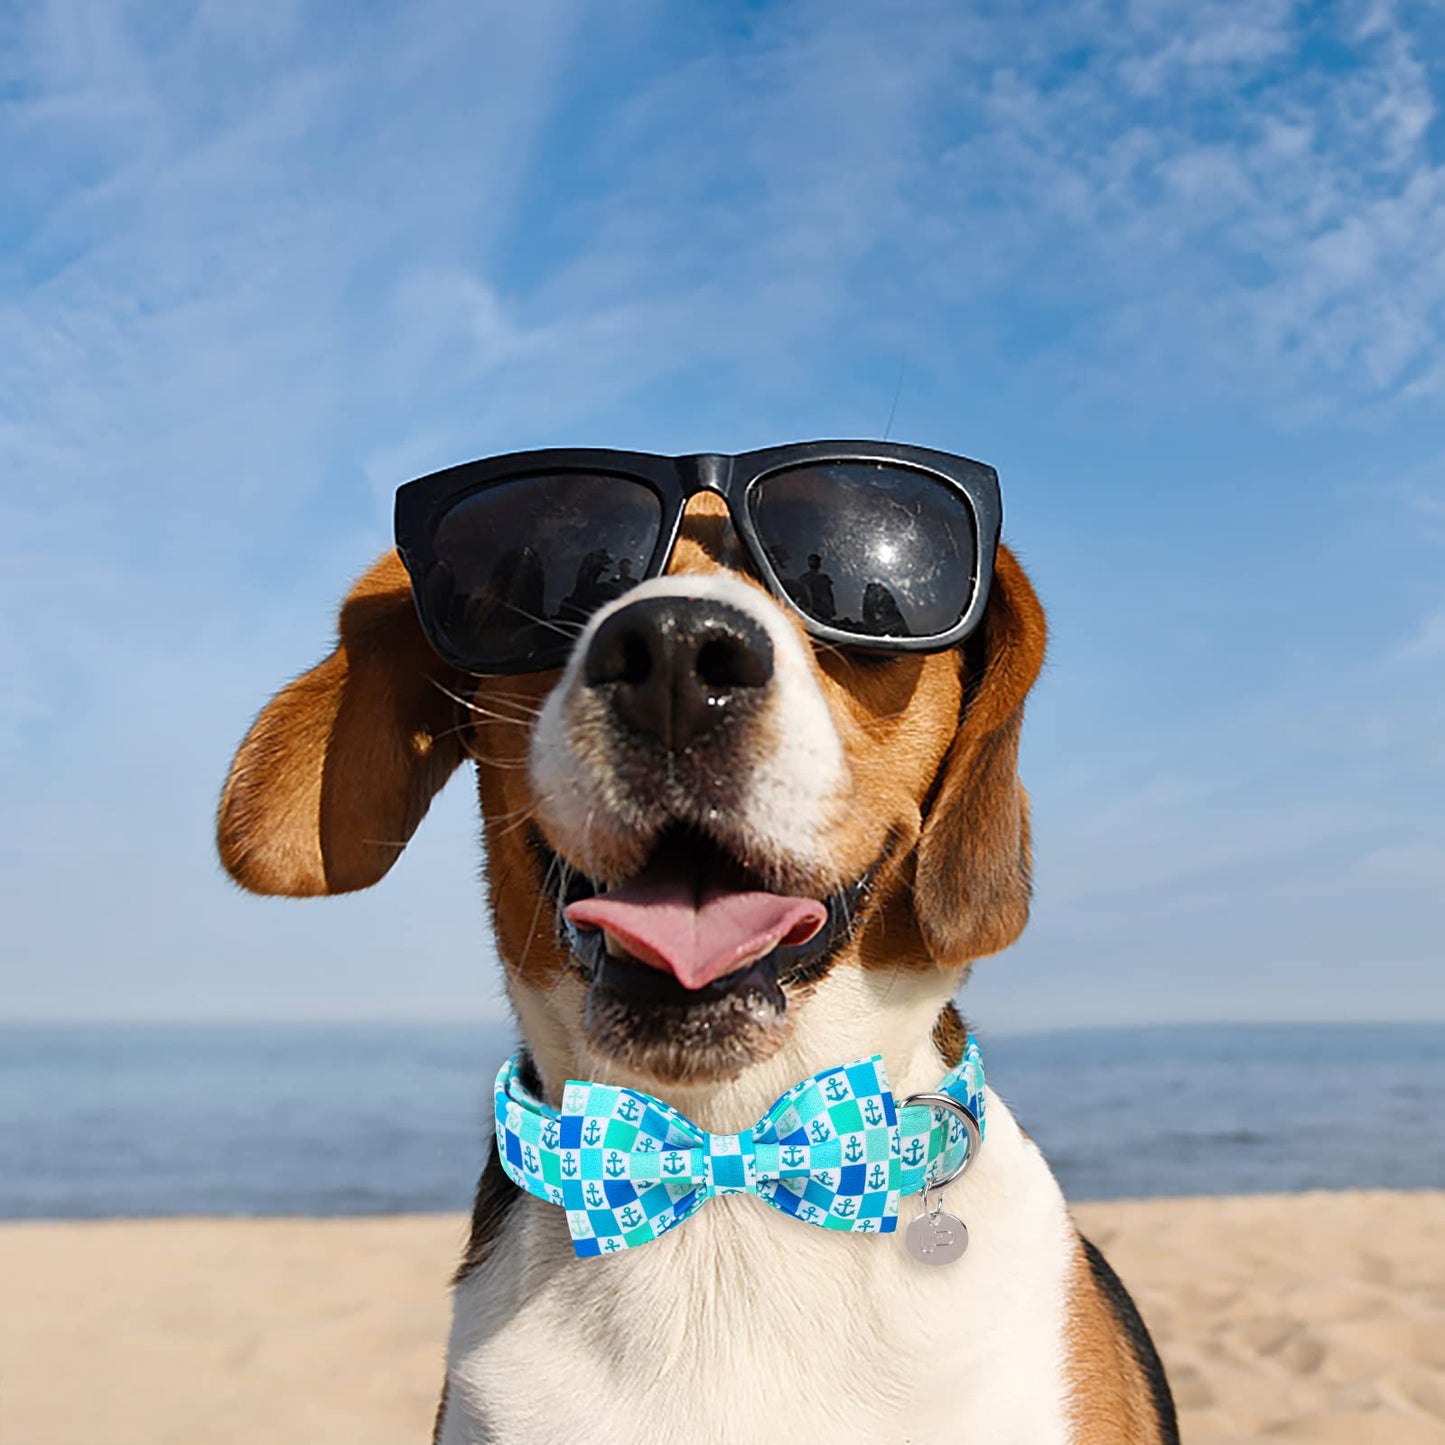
565,871,827,991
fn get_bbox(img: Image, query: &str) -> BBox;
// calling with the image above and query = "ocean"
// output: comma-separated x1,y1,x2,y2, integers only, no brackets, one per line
1,1022,1441,1219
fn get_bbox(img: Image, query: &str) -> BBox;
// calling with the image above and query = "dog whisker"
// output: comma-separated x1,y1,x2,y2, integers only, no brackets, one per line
460,742,534,770
426,675,548,725
487,603,587,641
481,800,541,835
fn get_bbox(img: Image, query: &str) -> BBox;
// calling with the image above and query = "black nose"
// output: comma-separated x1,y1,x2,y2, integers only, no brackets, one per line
583,596,774,750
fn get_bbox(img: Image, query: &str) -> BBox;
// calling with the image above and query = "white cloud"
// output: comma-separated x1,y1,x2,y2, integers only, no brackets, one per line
909,0,1445,410
1118,7,1295,96
1392,611,1445,662
4,0,1444,1023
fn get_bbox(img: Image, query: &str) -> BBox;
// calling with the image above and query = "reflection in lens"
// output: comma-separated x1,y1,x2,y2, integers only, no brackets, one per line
861,580,907,635
748,462,977,639
425,474,661,669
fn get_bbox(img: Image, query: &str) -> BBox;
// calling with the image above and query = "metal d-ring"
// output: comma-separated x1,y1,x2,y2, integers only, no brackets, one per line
899,1091,982,1191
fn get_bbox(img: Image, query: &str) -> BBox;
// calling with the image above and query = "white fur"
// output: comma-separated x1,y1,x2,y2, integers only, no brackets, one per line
439,968,1076,1445
529,574,847,878
447,572,1077,1442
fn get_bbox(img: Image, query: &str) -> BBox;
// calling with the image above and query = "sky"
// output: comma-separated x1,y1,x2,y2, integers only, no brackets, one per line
1,0,1442,1031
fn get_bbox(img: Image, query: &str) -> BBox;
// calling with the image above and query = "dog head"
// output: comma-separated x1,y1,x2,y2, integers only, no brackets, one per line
219,488,1045,1106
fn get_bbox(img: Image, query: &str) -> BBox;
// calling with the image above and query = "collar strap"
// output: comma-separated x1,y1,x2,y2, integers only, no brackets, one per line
494,1038,985,1258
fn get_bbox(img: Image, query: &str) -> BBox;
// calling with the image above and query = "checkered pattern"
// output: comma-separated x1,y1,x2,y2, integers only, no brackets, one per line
494,1039,986,1259
895,1035,986,1195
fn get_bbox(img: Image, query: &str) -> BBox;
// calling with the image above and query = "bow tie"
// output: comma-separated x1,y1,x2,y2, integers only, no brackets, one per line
494,1039,984,1258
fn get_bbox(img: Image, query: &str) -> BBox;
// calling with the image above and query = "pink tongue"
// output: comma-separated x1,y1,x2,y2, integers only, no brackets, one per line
565,873,827,991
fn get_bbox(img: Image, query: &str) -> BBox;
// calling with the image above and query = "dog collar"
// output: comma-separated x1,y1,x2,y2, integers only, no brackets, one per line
494,1038,985,1258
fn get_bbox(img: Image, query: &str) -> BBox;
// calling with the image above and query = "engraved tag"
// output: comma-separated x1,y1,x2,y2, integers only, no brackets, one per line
904,1209,968,1265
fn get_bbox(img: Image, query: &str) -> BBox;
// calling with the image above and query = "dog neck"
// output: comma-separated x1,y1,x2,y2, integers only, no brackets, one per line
449,967,1079,1445
508,963,963,1136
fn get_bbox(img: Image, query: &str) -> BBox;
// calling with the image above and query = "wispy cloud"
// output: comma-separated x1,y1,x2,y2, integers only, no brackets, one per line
2,0,1442,1023
917,0,1445,411
1391,611,1445,662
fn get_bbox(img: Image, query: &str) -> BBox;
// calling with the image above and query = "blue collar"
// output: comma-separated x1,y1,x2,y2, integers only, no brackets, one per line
494,1038,985,1257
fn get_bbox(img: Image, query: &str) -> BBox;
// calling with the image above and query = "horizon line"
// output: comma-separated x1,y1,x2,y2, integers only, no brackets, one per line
2,1015,1442,1037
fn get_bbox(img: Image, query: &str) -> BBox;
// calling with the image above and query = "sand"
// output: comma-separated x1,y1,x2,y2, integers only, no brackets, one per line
0,1191,1440,1443
1074,1191,1445,1443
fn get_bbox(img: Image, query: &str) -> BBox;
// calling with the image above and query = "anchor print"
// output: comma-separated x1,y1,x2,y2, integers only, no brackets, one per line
863,1099,884,1126
542,1120,560,1149
800,1204,821,1222
604,1151,626,1178
637,1136,657,1152
604,1238,620,1253
815,1171,834,1189
585,1183,604,1208
582,1119,603,1146
824,1076,848,1103
858,1219,874,1232
844,1137,864,1163
833,1198,857,1218
548,1186,563,1205
619,1205,643,1228
781,1144,806,1169
868,1164,887,1190
809,1119,832,1143
522,1145,539,1174
663,1152,686,1176
561,1152,579,1177
903,1137,925,1168
617,1096,641,1122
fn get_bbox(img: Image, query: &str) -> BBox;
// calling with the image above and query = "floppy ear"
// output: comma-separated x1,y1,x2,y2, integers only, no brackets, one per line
914,543,1047,965
217,550,469,896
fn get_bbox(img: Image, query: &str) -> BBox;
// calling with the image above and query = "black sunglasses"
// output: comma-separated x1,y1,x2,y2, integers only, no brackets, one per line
393,441,1002,676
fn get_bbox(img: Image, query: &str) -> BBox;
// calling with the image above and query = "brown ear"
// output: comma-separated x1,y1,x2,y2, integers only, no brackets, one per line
914,543,1048,965
217,550,469,896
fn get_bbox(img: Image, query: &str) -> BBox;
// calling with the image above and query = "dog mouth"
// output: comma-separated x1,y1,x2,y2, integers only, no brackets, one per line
537,825,876,1079
564,831,829,990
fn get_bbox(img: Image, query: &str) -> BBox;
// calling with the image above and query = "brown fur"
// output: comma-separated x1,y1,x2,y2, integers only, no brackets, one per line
216,512,1046,998
466,501,1047,993
914,545,1046,964
930,1000,971,1069
218,552,469,896
1065,1236,1178,1442
218,507,1178,1444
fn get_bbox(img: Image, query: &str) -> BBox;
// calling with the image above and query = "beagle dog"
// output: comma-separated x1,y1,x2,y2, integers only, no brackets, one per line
218,444,1177,1444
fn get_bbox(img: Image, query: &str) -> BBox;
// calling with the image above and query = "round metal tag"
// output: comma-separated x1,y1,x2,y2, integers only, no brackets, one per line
904,1209,968,1265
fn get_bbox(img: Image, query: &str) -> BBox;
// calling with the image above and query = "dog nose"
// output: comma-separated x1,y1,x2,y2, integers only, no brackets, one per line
583,596,774,750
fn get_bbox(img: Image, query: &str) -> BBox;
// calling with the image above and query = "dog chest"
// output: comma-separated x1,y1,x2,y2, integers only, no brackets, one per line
441,1093,1075,1445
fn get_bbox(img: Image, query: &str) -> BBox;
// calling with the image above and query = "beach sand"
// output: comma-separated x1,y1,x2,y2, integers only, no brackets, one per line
1,1190,1440,1443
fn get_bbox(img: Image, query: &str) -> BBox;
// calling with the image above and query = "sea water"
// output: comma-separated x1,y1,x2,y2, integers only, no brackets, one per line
1,1022,1440,1218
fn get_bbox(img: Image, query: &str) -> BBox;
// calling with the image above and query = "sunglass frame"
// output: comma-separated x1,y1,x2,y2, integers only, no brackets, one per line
393,440,1003,675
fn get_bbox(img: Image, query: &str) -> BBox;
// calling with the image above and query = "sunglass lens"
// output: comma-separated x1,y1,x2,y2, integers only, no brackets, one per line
747,462,978,640
420,474,661,671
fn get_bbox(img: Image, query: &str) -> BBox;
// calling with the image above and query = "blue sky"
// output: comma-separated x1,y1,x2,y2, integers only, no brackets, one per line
2,0,1442,1029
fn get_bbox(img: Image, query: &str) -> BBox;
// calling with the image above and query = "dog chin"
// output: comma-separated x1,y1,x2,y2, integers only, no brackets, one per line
582,950,793,1085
